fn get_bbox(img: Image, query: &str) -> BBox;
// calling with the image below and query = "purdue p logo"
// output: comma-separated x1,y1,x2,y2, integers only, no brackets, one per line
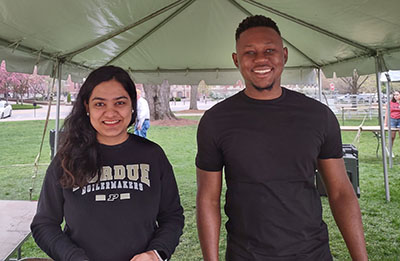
107,194,119,201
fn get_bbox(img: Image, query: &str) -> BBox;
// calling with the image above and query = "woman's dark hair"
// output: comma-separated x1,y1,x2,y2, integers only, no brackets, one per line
391,91,399,103
58,66,137,188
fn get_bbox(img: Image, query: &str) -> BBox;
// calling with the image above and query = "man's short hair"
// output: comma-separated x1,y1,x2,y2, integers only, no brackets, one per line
235,15,281,41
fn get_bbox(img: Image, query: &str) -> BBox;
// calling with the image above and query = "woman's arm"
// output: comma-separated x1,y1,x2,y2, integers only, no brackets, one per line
31,160,89,261
145,156,184,260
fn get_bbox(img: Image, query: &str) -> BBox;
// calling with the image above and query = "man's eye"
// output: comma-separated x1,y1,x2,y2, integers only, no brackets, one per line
245,51,255,55
265,49,274,53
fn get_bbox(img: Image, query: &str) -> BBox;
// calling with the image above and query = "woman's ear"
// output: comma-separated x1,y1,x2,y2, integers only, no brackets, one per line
84,101,89,114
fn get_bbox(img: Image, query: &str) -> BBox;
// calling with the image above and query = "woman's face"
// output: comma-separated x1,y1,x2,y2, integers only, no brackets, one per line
85,79,132,145
394,92,400,101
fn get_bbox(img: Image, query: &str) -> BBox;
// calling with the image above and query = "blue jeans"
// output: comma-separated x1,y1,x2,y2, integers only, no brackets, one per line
134,119,150,138
390,117,400,128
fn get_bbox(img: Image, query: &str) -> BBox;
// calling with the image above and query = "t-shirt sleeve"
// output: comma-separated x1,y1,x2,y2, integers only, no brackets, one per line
318,106,343,159
195,111,224,171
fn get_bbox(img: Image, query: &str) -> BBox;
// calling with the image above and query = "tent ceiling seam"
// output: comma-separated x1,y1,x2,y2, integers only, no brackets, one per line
384,45,400,54
59,0,188,61
282,39,321,68
128,65,316,73
0,37,93,73
227,0,252,16
242,0,376,55
106,0,196,66
320,53,374,68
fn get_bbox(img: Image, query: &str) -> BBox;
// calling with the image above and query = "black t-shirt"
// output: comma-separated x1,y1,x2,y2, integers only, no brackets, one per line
31,134,184,261
196,88,342,260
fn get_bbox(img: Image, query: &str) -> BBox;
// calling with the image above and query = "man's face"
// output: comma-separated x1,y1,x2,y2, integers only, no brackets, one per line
232,26,288,92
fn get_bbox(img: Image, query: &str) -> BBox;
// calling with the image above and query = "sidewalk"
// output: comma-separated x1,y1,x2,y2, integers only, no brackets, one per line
0,100,220,122
171,99,219,116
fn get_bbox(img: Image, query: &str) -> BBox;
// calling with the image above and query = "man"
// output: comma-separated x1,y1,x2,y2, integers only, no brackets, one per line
134,89,150,138
196,15,367,260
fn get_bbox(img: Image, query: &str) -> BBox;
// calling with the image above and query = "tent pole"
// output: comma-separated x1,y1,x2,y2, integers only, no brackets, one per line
54,61,62,154
385,77,393,168
318,68,322,101
375,56,390,201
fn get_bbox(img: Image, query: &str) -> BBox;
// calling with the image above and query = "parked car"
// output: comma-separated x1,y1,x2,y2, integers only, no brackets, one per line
0,101,12,118
336,93,378,104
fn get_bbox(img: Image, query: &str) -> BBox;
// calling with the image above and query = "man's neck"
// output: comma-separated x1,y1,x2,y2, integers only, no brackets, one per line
244,85,282,100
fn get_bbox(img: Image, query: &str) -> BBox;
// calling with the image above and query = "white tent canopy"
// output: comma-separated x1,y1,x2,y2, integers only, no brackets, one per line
381,70,400,82
1,0,400,84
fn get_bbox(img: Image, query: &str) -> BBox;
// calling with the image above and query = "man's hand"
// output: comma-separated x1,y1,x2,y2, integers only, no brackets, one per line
130,250,159,261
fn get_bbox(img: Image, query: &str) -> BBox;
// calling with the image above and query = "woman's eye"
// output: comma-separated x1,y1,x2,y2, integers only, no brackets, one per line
94,102,104,107
116,101,126,105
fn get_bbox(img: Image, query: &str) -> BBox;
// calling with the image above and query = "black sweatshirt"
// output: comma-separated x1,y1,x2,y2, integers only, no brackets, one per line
31,134,184,261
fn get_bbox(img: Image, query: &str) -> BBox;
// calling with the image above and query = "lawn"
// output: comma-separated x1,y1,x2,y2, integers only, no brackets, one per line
11,104,42,110
1,117,399,260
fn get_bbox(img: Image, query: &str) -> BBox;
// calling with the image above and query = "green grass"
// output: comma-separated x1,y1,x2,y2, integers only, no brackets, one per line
11,104,42,110
1,117,399,260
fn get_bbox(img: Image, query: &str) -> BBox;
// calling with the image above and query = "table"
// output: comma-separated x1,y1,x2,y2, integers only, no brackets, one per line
340,126,398,132
337,104,380,125
340,126,399,157
0,200,38,261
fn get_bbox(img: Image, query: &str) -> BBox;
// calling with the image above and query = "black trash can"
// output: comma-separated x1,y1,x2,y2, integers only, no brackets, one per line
316,144,360,198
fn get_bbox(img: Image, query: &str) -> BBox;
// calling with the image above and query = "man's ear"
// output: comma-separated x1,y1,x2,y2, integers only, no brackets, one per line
232,53,239,68
283,47,288,64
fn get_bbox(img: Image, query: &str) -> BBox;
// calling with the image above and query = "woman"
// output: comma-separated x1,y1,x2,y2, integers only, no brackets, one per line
385,91,400,152
31,66,184,261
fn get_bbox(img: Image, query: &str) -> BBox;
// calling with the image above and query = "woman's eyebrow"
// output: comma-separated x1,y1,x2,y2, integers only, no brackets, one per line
91,96,128,101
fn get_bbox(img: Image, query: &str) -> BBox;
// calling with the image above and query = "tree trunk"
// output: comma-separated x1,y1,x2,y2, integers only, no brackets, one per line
189,85,198,110
142,80,177,120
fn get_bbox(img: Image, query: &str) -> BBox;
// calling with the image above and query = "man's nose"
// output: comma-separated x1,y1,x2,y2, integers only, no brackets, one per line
254,52,268,63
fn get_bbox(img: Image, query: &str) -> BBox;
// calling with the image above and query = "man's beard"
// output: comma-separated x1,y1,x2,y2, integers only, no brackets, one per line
252,81,274,92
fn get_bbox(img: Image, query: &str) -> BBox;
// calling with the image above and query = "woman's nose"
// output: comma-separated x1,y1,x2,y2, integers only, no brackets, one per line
104,105,118,116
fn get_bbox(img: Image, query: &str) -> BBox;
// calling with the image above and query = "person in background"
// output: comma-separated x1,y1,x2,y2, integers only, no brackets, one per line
134,89,151,138
31,66,184,261
196,15,367,260
385,90,400,156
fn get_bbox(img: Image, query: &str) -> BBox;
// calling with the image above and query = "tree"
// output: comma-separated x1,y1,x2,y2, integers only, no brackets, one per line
12,73,30,104
340,69,369,94
28,66,49,99
0,61,28,103
198,80,211,103
0,60,14,101
142,80,177,120
189,84,198,110
0,61,49,103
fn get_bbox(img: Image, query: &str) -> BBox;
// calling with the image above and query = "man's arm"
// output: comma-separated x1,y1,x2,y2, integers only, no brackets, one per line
317,158,368,260
196,167,223,261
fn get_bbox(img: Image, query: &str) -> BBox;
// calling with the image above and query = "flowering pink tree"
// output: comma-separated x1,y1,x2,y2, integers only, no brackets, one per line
28,66,49,99
0,61,49,103
12,73,30,104
0,60,22,102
